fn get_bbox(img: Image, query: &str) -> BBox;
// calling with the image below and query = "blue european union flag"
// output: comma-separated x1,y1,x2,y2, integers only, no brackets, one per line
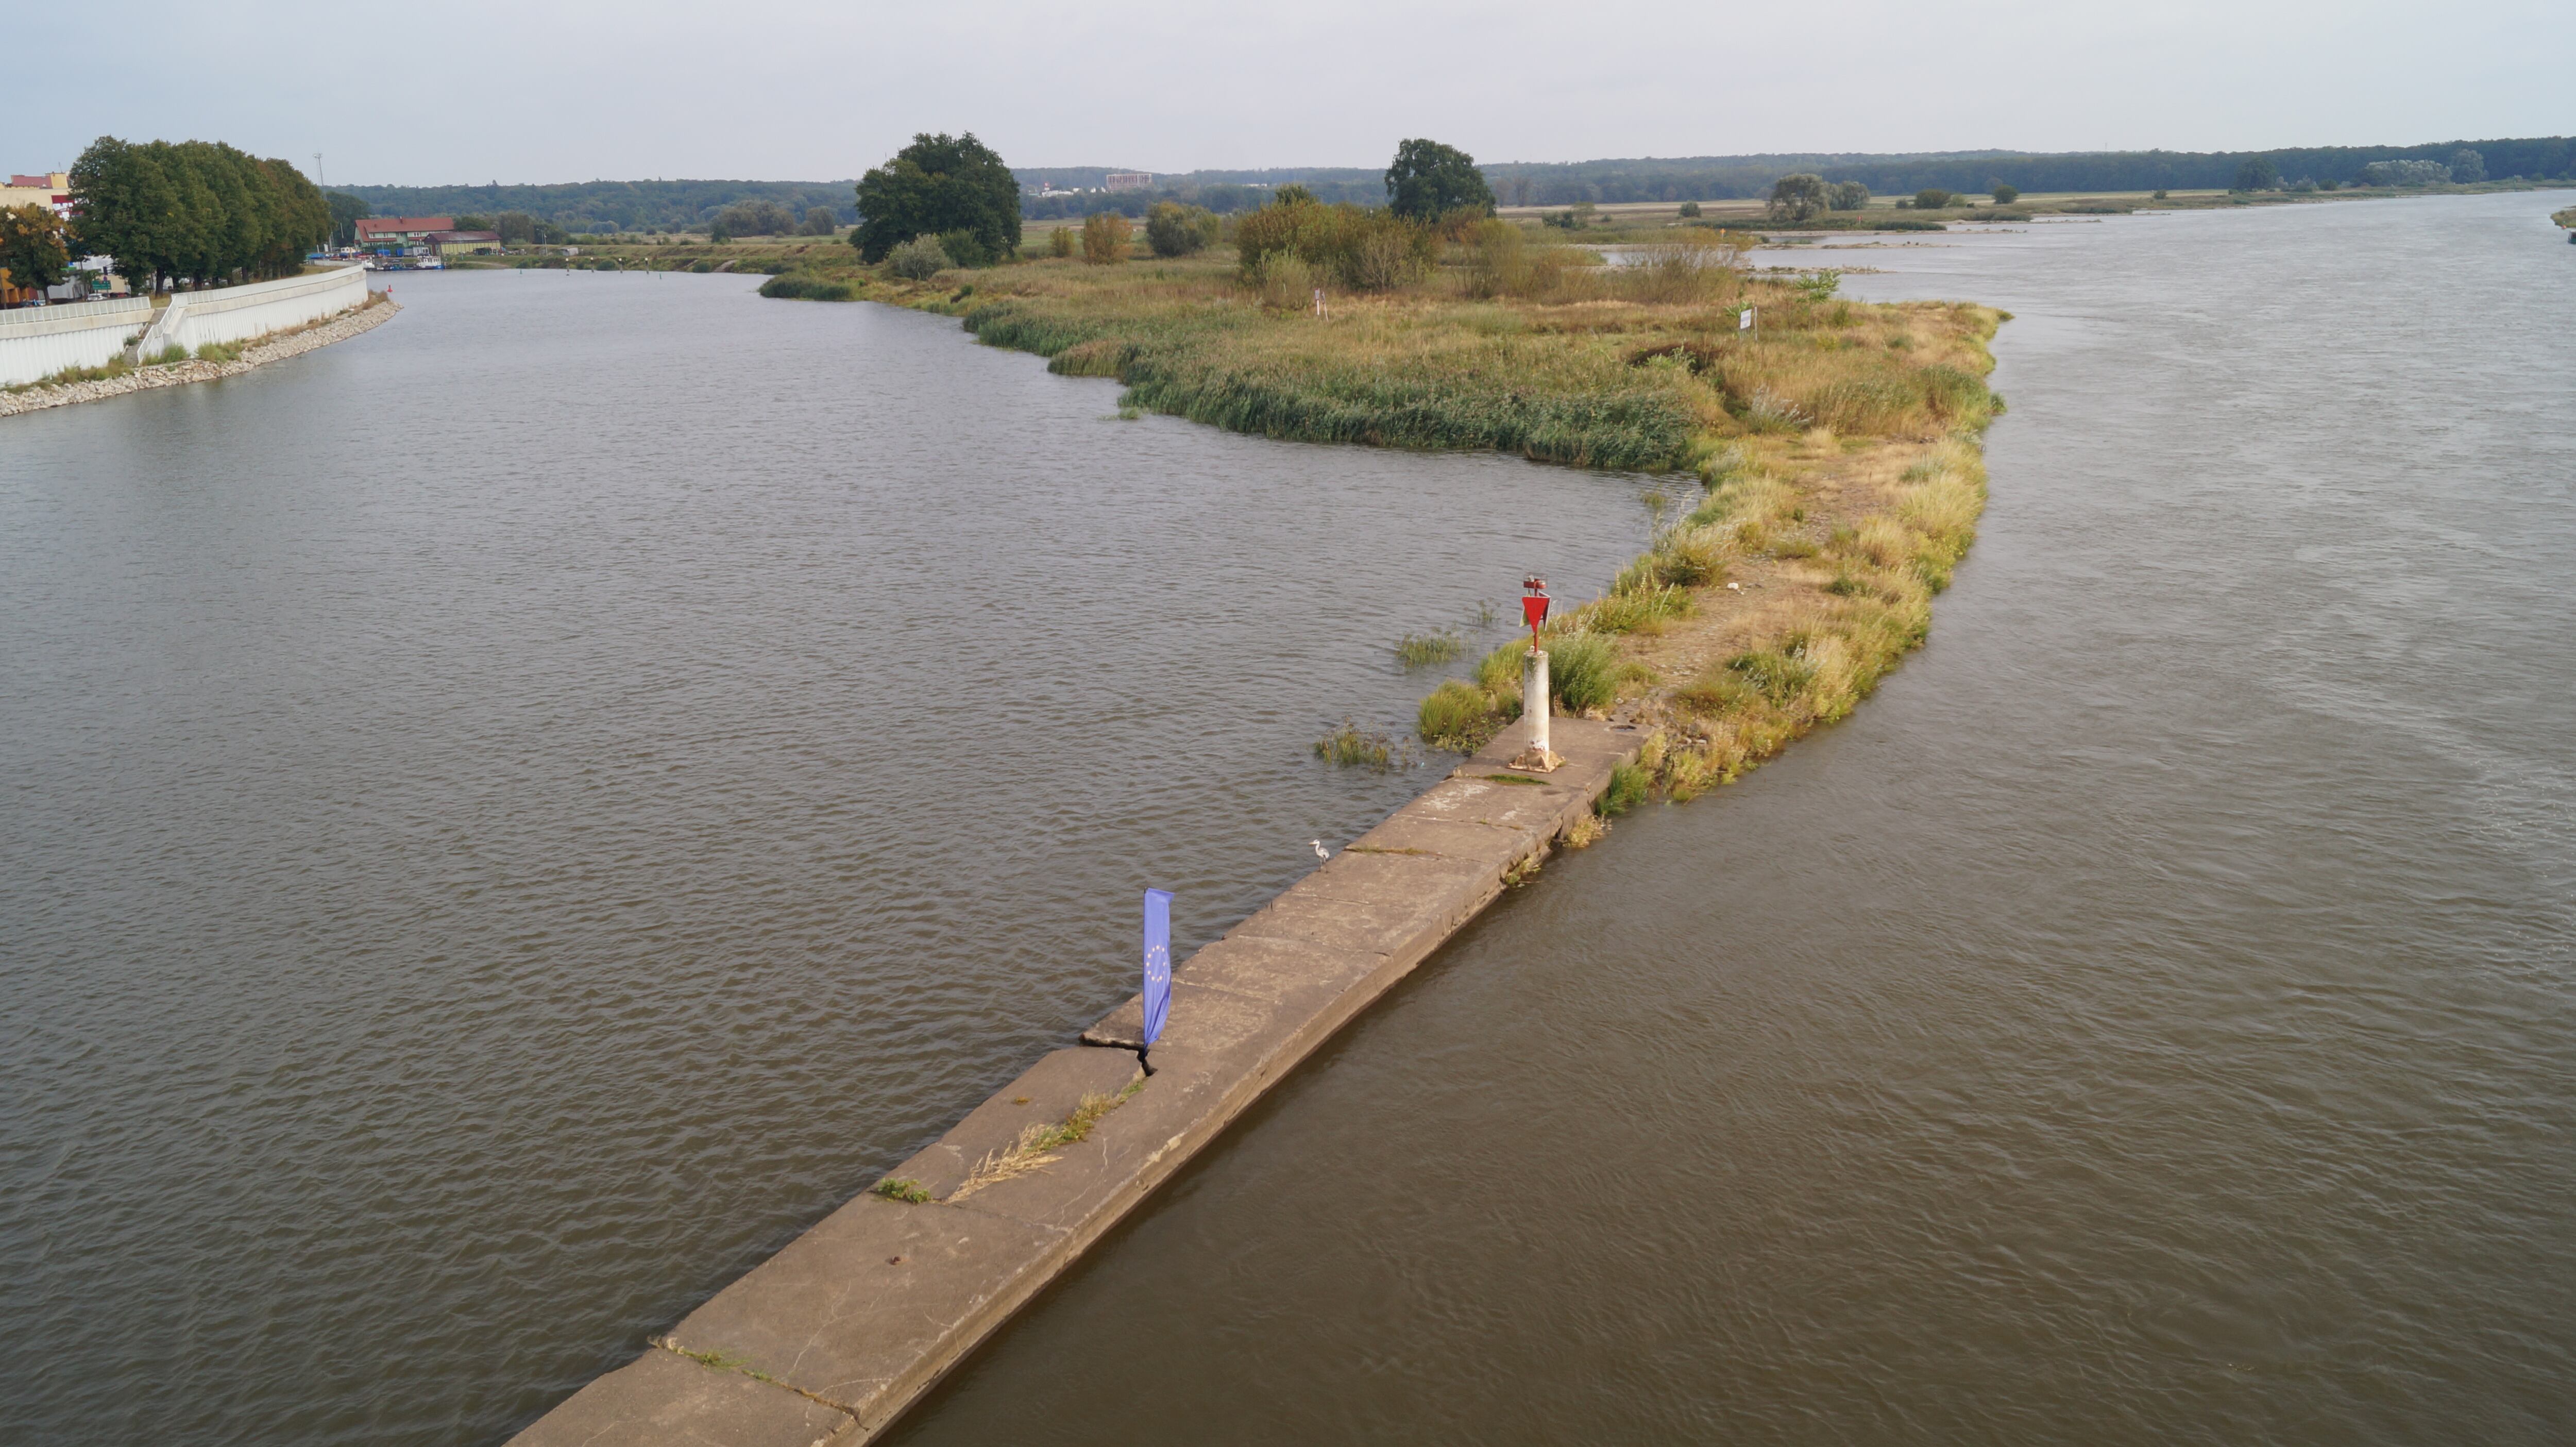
1141,888,1173,1049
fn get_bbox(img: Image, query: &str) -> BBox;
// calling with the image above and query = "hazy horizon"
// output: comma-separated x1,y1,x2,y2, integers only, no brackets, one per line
15,0,2567,188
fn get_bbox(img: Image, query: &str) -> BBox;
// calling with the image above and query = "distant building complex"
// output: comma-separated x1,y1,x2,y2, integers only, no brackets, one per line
2,172,72,217
1103,172,1155,193
353,216,457,247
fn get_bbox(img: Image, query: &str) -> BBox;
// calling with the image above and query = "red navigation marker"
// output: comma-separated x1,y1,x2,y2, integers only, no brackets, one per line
1521,576,1550,647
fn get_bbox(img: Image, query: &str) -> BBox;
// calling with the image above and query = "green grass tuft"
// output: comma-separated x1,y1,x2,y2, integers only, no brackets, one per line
1395,629,1465,667
1598,761,1651,815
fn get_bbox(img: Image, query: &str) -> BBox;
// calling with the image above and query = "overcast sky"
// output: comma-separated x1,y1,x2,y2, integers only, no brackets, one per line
17,0,2569,185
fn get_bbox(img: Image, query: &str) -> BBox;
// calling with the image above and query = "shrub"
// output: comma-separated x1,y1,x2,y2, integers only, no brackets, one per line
1433,205,1489,242
1235,195,1433,291
1081,211,1131,264
1677,200,1702,217
1616,232,1742,305
1826,181,1870,211
1726,646,1815,704
1767,173,1829,223
2153,189,2168,199
1990,183,2019,205
1249,250,1318,310
1419,680,1507,751
888,234,950,280
1912,188,1954,210
1598,761,1651,815
1048,226,1076,258
759,273,856,300
936,228,993,267
1548,632,1623,714
1144,201,1215,257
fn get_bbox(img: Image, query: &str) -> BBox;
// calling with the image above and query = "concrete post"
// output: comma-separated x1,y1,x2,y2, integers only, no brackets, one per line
1524,647,1550,759
1508,647,1560,772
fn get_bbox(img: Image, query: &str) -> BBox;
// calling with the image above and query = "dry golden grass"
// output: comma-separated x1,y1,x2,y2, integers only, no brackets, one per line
944,1086,1136,1202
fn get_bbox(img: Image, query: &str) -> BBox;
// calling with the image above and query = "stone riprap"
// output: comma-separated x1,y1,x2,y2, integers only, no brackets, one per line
511,712,1642,1445
0,295,399,419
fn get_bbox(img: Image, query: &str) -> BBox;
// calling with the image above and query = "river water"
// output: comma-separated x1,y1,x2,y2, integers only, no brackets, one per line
880,193,2576,1444
8,192,2573,1445
0,273,1667,1444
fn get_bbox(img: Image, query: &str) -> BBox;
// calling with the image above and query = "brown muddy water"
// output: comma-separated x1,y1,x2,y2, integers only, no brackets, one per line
9,189,2575,1446
879,193,2576,1444
0,276,1670,1445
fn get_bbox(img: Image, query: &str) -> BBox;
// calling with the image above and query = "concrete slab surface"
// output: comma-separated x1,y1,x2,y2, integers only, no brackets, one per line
508,1345,854,1447
884,1049,1142,1200
515,704,1643,1447
664,1195,1069,1429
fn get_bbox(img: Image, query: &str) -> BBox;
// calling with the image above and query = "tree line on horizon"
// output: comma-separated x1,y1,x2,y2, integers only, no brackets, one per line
68,137,330,292
334,178,854,237
1026,134,2576,214
317,132,2575,245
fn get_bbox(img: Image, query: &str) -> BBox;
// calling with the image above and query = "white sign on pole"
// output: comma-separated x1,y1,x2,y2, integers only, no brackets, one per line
1739,307,1753,331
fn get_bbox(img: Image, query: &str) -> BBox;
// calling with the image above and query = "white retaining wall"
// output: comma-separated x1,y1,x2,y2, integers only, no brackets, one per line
2,265,370,388
0,297,152,388
155,264,369,353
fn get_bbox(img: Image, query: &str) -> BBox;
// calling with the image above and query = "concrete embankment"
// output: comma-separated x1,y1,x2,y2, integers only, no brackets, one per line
0,291,397,419
513,711,1642,1446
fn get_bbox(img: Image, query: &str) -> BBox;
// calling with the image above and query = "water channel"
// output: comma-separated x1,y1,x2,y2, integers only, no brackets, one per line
8,191,2574,1444
0,274,1667,1444
882,192,2576,1444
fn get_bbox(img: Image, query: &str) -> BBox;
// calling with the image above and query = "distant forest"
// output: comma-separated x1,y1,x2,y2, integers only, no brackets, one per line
345,136,2573,232
1026,137,2576,216
338,178,853,233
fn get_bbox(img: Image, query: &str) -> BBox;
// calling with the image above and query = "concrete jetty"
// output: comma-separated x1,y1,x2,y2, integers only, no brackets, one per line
513,711,1643,1446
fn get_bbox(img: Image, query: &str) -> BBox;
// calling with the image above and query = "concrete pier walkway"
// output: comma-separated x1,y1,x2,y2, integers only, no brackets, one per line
513,712,1642,1446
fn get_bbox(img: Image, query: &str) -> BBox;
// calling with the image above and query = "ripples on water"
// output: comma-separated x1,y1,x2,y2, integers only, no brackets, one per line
881,194,2576,1445
0,276,1665,1444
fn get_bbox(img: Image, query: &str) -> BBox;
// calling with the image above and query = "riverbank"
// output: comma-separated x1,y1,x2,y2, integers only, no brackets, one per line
0,291,398,419
762,240,1999,808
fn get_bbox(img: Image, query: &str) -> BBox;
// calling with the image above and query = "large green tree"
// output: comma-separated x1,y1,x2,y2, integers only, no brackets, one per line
851,133,1021,263
1384,138,1495,222
0,204,73,297
71,136,327,289
1767,173,1830,222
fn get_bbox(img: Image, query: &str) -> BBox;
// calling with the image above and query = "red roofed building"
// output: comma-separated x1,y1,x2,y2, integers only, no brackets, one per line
354,216,454,247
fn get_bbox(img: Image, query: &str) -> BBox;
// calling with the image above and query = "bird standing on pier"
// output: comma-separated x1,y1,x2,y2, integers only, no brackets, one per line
1312,839,1330,860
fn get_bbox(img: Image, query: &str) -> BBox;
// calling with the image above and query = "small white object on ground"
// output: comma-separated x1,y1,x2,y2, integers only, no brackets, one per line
1312,839,1330,860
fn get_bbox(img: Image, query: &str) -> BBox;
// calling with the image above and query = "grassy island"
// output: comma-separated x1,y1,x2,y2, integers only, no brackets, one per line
574,213,2003,812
